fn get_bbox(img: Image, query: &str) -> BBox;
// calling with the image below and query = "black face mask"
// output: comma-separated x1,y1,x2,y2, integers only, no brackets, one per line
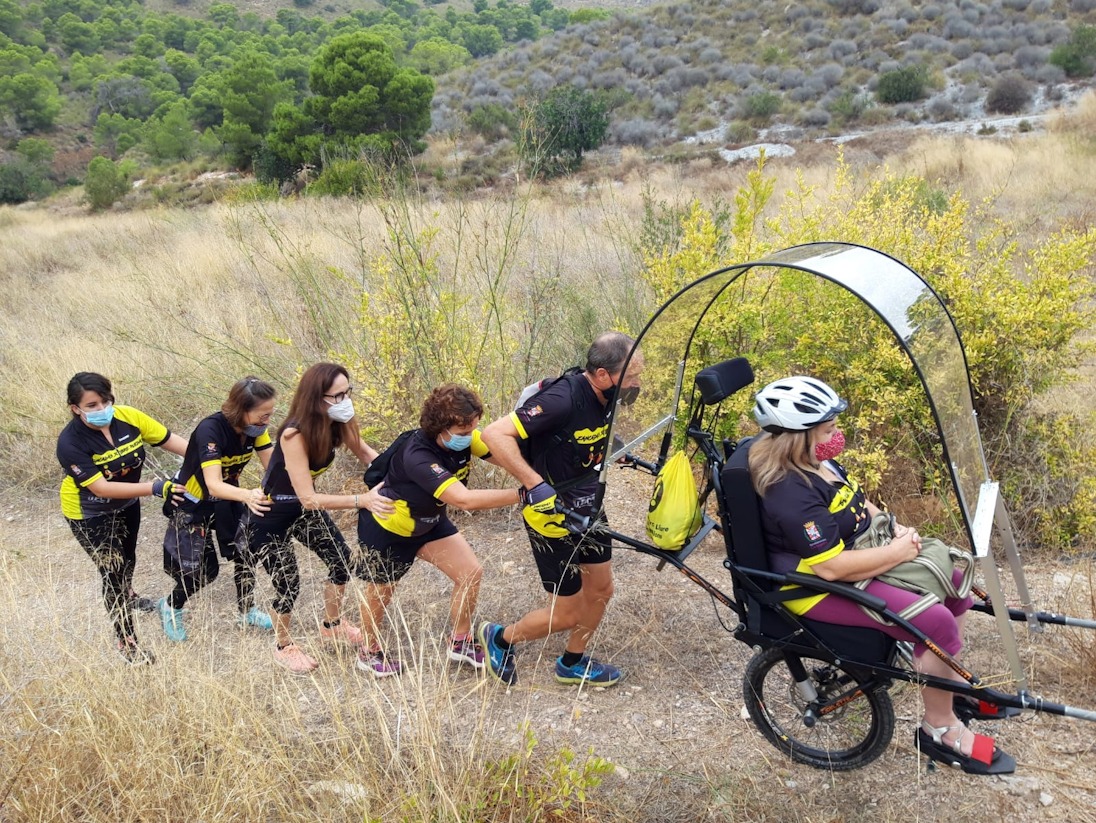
603,378,640,407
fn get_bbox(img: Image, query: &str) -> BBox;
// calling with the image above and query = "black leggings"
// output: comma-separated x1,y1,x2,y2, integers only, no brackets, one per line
68,504,141,643
164,501,258,612
237,503,354,615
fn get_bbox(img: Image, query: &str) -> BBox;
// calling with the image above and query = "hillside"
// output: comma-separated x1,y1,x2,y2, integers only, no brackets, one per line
433,0,1096,152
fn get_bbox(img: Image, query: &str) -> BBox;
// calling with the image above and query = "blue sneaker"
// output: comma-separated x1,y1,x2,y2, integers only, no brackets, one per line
158,598,187,643
477,622,517,685
554,654,622,687
238,606,274,632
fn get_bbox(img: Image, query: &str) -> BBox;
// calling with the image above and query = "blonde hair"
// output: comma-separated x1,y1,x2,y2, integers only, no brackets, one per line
748,430,822,497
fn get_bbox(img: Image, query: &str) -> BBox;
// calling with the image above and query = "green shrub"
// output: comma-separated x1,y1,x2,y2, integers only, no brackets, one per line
83,156,130,211
741,91,781,123
519,85,609,177
0,158,52,204
309,158,380,197
639,157,1096,550
1049,24,1096,78
876,65,927,104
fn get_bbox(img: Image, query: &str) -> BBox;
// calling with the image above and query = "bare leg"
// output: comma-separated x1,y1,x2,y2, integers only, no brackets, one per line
323,581,345,624
564,563,614,655
359,582,394,650
273,611,293,647
417,533,483,637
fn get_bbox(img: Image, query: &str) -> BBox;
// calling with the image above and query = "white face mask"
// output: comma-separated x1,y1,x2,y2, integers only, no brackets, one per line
326,397,355,423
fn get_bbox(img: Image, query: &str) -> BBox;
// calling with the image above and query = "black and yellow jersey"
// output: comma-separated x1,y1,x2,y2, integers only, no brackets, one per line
510,372,608,509
57,405,172,520
370,429,491,538
759,460,872,614
261,421,338,499
173,412,273,510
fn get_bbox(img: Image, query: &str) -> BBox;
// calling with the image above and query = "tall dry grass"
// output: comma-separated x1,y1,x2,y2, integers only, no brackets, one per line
0,509,620,822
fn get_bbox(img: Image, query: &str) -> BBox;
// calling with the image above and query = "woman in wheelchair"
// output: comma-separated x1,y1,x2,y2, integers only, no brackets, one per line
747,375,1016,776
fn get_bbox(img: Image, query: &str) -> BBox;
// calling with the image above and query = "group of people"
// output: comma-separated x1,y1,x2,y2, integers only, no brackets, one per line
56,336,1016,774
57,331,642,686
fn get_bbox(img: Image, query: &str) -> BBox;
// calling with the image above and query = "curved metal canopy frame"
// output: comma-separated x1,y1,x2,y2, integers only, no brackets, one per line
601,242,1037,684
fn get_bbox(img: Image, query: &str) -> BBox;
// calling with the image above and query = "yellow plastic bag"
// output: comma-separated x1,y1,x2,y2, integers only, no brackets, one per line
645,451,703,550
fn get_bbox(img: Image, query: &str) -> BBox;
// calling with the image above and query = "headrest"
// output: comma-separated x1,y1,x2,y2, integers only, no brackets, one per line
694,358,755,405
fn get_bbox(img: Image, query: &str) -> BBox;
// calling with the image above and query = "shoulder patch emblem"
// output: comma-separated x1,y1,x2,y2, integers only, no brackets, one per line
429,463,446,476
207,442,218,453
526,404,543,418
71,464,83,476
803,521,822,542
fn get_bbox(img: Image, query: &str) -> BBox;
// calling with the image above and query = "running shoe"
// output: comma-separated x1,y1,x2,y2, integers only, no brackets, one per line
273,643,319,674
554,654,622,687
356,647,403,678
116,636,156,666
319,620,364,646
448,635,485,669
238,606,274,632
158,598,187,643
477,622,516,685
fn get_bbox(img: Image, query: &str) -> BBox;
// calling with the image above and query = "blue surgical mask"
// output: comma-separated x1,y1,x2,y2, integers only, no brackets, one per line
244,424,267,438
84,405,115,427
444,430,474,451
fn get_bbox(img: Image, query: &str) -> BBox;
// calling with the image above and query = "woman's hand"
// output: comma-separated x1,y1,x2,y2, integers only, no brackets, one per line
244,487,271,517
360,482,395,516
890,525,921,562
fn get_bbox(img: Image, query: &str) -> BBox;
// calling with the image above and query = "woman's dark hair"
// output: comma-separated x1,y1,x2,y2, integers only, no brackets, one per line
419,384,484,440
222,376,277,429
66,372,114,415
279,363,353,459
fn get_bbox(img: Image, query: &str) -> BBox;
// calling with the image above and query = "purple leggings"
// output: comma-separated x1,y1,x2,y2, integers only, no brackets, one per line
804,569,973,656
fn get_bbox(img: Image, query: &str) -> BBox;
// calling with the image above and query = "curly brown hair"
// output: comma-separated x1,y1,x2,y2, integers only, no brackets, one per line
419,384,484,440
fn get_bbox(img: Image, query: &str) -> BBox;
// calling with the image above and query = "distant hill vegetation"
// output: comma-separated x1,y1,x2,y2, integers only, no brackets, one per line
0,0,1094,206
434,0,1096,149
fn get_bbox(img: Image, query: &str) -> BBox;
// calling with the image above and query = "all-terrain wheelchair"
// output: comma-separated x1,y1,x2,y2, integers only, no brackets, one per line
573,354,1094,771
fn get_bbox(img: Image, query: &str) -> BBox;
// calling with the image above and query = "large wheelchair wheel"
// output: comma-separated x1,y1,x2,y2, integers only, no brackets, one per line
743,647,895,770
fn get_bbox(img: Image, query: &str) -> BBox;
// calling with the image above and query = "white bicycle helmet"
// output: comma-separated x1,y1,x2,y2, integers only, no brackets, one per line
753,376,848,433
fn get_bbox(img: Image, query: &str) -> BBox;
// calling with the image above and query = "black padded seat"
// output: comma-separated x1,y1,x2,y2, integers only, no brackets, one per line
720,437,892,663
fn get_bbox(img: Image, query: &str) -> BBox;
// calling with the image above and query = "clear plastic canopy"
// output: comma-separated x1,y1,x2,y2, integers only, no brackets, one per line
603,242,989,549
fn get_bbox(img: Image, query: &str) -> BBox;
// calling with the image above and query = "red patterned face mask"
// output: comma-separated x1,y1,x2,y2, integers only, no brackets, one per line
815,429,846,462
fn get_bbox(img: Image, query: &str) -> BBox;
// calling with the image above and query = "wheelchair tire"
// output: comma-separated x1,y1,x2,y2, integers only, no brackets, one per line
743,647,895,770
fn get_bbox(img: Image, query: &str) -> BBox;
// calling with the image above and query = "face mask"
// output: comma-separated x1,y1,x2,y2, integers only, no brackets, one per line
244,424,267,438
443,430,474,451
815,428,846,462
326,397,355,423
84,405,115,428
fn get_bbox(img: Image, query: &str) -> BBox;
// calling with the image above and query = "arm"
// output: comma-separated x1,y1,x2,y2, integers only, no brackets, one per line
437,480,520,512
83,476,164,501
158,433,189,458
481,415,541,489
811,530,921,582
281,431,392,514
346,433,380,466
201,463,269,515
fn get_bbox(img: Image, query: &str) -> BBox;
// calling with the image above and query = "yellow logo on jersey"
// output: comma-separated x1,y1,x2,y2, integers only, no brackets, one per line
573,425,607,445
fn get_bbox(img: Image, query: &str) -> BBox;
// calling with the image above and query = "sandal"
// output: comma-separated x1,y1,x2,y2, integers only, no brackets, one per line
916,720,1016,775
954,694,1022,723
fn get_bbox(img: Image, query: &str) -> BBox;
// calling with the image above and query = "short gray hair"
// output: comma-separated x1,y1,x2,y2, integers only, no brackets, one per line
585,331,636,375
